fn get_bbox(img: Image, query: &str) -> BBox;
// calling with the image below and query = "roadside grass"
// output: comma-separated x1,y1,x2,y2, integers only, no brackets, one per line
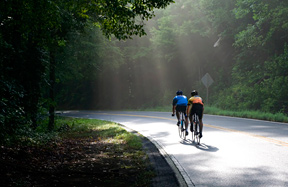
58,117,154,186
58,117,143,150
204,106,288,123
0,117,155,186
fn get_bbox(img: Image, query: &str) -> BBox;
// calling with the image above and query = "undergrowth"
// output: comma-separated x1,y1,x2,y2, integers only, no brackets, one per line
1,117,155,186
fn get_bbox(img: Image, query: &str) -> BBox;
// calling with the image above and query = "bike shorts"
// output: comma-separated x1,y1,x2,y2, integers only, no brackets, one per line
189,103,203,120
176,105,187,114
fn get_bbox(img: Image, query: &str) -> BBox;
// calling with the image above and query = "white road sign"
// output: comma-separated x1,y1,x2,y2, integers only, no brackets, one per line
201,73,214,88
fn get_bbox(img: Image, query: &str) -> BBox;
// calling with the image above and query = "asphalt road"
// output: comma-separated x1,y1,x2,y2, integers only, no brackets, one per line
60,111,288,186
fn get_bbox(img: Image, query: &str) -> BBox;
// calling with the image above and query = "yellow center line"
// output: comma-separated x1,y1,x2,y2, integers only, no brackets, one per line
204,124,288,148
97,112,288,148
98,113,175,121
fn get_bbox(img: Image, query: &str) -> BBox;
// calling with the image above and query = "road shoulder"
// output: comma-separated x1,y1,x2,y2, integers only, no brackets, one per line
124,126,189,187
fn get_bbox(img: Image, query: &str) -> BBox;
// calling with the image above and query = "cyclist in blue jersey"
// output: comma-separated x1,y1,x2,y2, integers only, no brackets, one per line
172,90,189,135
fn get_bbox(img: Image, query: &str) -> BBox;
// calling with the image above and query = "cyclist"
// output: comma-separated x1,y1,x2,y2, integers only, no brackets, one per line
172,90,189,135
186,90,204,138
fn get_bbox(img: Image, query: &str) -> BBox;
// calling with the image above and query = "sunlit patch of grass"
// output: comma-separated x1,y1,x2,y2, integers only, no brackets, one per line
115,133,142,149
57,118,125,138
59,118,144,152
56,117,155,186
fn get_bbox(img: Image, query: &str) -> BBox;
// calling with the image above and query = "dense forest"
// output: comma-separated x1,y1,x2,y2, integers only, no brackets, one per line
59,0,288,114
1,0,288,139
0,0,174,140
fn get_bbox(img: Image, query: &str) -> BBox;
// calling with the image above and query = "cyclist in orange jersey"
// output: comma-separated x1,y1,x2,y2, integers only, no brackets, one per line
186,90,204,138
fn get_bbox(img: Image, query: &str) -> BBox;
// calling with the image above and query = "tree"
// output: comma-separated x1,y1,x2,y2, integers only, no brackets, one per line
0,0,174,136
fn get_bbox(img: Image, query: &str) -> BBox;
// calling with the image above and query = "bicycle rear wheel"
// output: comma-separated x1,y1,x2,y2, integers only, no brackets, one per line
195,115,200,145
191,122,195,142
191,114,196,142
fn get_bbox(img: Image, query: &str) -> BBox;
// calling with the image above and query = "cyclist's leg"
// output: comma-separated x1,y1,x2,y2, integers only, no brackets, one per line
184,115,188,136
189,112,193,132
190,106,197,132
185,115,189,131
198,107,204,138
176,111,180,122
175,106,181,125
198,119,203,138
183,107,188,132
187,112,191,132
180,106,188,135
185,118,188,135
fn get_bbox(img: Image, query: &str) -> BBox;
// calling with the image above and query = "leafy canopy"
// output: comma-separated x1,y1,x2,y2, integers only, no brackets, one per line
82,0,175,39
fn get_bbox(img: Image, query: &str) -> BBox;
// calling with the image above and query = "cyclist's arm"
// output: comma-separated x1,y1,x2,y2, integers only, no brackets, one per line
172,105,176,115
172,97,178,115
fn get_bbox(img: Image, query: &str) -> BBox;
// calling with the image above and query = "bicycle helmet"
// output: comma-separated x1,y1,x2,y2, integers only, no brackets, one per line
176,90,183,95
191,90,198,96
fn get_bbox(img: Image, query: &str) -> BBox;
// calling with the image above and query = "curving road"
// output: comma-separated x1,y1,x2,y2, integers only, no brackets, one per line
60,111,288,186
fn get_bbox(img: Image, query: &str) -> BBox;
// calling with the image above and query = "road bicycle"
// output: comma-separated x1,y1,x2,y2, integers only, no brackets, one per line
191,113,201,145
178,111,187,140
172,112,186,139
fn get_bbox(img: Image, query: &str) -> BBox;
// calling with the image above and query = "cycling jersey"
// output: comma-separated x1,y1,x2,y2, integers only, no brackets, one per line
172,95,188,106
187,96,204,106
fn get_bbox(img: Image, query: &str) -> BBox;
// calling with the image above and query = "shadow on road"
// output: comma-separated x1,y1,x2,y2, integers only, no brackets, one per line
196,143,219,152
180,139,219,152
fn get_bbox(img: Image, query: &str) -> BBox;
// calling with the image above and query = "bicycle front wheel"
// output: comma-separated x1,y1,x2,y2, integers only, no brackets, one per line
178,120,185,139
182,119,186,140
178,121,182,138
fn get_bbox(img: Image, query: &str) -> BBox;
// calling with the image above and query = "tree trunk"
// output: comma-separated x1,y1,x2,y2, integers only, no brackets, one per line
48,50,56,131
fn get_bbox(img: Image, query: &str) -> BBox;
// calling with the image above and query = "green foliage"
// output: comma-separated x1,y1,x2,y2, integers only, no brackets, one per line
86,0,175,40
0,122,58,146
259,46,288,113
206,0,288,114
234,0,288,48
0,80,27,143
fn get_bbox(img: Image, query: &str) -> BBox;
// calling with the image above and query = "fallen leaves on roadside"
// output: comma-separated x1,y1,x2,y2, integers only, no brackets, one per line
0,134,154,186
